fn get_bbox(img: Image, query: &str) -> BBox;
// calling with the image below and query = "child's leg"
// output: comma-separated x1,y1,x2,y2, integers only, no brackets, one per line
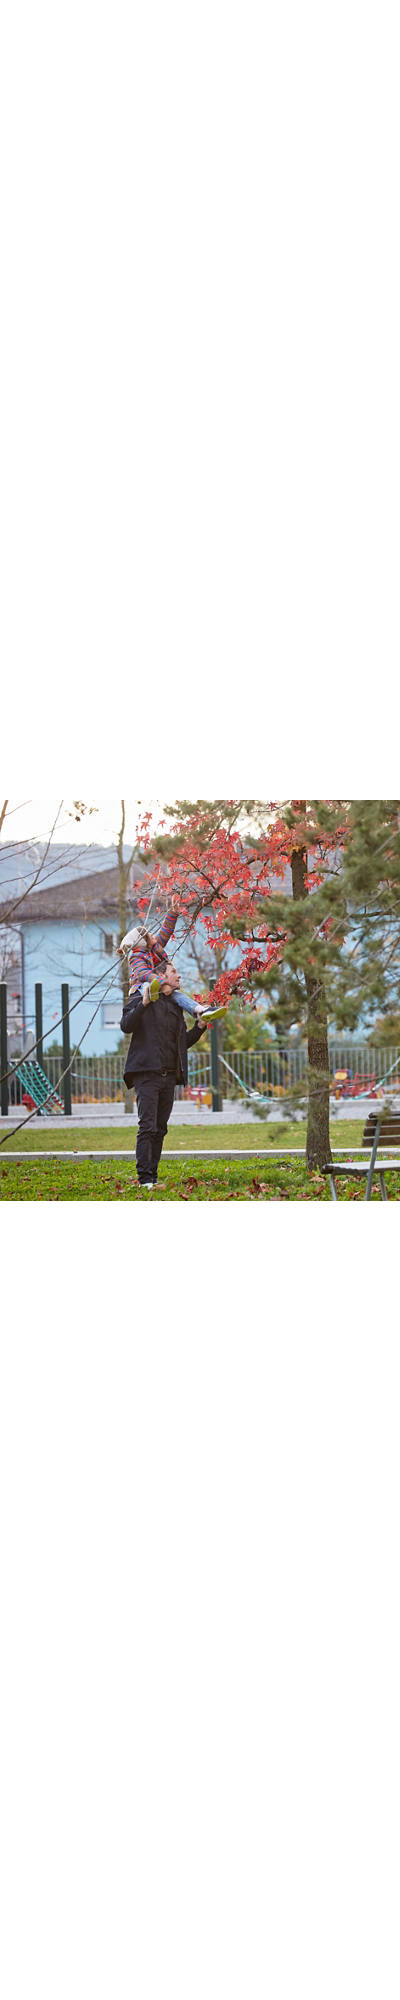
173,991,228,1023
133,977,160,1003
173,991,198,1018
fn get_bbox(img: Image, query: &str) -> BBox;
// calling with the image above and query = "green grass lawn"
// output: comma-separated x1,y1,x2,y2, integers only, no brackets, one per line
1,1153,396,1200
0,1119,365,1153
2,1116,390,1200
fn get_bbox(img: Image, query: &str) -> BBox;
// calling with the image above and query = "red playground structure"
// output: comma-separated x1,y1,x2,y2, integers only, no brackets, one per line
332,1068,378,1100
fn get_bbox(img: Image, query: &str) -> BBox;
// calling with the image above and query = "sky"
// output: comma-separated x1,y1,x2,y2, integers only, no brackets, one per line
2,800,162,848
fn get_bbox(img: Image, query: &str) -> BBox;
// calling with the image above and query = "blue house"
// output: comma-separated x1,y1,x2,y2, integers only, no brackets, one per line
16,856,221,1055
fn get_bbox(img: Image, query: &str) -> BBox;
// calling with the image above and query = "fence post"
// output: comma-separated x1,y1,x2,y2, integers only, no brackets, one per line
35,984,44,1072
0,984,9,1117
210,1020,222,1112
61,983,72,1116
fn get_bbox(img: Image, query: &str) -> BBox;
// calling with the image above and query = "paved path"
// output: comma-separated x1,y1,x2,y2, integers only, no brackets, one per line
1,1098,380,1131
0,1103,280,1129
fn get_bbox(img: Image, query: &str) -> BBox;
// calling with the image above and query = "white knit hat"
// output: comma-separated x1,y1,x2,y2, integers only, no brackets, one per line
119,925,146,955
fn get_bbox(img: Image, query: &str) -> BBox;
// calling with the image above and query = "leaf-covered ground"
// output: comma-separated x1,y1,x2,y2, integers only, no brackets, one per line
0,1157,397,1201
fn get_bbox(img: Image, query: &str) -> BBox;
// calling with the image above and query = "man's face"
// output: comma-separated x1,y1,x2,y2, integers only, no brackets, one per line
162,962,180,994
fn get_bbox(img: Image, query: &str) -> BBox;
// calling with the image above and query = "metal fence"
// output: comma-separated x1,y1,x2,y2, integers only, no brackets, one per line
217,1043,400,1098
8,1043,400,1109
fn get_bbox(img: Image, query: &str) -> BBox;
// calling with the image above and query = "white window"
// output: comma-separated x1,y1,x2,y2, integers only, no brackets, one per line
102,1002,122,1028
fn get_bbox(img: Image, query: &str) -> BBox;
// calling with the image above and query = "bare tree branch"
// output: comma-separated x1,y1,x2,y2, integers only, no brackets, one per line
0,802,65,925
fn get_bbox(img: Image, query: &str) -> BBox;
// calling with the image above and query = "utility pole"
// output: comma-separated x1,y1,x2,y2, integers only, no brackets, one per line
35,984,44,1072
0,984,9,1117
61,984,72,1116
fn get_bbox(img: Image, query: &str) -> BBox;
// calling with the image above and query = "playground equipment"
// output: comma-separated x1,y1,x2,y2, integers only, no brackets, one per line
184,1085,213,1108
0,962,124,1130
219,1052,285,1116
222,1048,392,1121
12,1055,63,1116
332,1068,378,1100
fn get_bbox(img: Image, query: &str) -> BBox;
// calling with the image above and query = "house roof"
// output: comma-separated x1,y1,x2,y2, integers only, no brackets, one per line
3,860,150,924
0,839,137,899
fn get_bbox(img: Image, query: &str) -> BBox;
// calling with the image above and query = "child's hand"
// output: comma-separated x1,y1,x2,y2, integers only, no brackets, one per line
169,895,180,914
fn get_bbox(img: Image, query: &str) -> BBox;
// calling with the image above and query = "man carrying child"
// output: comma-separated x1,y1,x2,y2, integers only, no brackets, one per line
119,896,227,1189
121,960,209,1188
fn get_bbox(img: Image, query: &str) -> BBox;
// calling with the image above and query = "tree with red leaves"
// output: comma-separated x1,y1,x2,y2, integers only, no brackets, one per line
132,799,354,1169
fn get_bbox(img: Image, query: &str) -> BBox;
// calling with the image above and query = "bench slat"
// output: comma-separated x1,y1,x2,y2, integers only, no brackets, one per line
363,1125,400,1137
323,1161,400,1176
363,1137,400,1147
363,1117,400,1127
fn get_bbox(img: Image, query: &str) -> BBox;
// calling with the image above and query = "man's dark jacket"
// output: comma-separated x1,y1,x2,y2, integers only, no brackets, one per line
121,992,204,1089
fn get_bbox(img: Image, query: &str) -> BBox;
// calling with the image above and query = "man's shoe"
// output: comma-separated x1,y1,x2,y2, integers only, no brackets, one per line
140,1182,154,1191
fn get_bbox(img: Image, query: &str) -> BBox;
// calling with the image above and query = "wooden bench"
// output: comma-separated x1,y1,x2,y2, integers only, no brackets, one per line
323,1105,400,1199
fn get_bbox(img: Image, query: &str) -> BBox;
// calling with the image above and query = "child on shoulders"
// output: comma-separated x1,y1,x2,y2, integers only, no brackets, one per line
118,896,226,1026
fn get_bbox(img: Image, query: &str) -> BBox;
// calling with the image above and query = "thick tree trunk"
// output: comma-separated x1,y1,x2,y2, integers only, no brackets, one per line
304,974,332,1169
291,844,332,1170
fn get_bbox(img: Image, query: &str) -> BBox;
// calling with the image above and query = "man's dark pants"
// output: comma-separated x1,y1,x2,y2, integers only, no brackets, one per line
134,1072,176,1184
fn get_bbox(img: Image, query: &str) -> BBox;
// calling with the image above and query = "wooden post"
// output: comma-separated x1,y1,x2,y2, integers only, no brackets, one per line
61,983,72,1116
0,984,9,1117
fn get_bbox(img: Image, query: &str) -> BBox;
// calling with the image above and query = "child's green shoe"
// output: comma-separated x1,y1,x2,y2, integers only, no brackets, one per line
198,1004,227,1025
